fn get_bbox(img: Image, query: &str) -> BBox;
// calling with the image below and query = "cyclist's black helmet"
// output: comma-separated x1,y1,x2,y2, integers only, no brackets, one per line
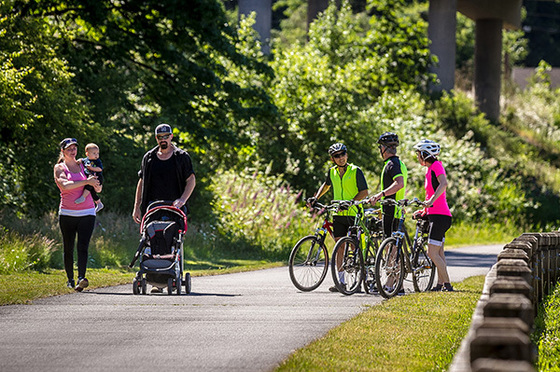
377,132,399,147
328,143,347,156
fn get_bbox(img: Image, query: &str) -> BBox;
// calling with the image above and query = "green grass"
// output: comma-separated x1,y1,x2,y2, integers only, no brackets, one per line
276,276,485,372
534,284,560,371
444,221,520,248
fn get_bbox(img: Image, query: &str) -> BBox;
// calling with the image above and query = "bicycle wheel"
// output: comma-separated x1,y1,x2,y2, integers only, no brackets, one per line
288,235,329,291
411,244,435,292
375,237,405,299
331,237,363,295
363,239,378,294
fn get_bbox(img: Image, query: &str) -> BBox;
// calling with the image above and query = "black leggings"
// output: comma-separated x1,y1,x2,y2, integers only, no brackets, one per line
59,215,96,280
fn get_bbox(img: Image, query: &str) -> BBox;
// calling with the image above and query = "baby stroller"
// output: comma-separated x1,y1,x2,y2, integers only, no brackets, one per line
129,201,191,295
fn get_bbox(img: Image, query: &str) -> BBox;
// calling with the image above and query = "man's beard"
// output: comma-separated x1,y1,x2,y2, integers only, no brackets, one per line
159,142,168,150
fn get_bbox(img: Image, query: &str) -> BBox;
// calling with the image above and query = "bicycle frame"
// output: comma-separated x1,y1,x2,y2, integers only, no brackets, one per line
330,199,384,295
375,197,430,298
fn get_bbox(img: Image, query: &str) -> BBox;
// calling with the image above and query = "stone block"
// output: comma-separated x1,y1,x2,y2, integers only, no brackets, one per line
489,278,532,300
470,328,533,363
472,358,535,372
495,261,532,284
483,293,534,328
498,249,529,264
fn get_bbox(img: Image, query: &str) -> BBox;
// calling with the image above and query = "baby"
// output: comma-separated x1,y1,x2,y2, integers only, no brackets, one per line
75,143,104,212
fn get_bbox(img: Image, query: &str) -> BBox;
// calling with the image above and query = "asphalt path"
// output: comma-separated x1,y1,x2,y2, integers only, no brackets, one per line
0,244,503,372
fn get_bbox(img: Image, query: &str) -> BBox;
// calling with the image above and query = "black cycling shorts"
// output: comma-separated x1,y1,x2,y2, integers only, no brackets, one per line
332,215,357,238
427,214,452,246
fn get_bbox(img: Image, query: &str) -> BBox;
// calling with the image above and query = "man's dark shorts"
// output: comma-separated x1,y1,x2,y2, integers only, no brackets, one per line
333,215,357,238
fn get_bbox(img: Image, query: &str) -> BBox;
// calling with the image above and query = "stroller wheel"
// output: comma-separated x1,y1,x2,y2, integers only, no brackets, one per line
176,274,182,296
167,277,174,295
184,273,191,294
132,278,139,295
141,278,147,295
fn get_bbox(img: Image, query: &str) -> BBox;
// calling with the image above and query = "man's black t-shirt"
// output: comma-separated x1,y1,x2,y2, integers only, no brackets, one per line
147,156,182,202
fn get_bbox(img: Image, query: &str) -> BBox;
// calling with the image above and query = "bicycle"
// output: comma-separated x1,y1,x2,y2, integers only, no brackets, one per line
288,200,340,291
374,198,436,299
330,199,384,295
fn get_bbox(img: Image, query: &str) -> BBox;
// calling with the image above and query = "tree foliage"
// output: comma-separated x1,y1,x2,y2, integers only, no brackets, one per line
1,0,559,229
1,0,274,215
264,0,434,192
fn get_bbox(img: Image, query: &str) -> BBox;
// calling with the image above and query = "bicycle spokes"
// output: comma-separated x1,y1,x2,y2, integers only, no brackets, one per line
289,236,329,292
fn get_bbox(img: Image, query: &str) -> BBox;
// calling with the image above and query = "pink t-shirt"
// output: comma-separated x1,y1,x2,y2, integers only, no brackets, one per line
57,163,95,215
425,161,451,216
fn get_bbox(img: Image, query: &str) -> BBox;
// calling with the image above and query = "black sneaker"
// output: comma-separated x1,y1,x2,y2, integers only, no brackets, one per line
443,283,454,292
397,288,406,296
66,279,75,289
75,277,89,292
431,284,443,292
329,286,339,292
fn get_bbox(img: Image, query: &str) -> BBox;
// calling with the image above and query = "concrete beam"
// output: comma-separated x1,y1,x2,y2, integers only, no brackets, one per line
457,0,522,29
474,19,503,122
428,0,457,92
238,0,272,54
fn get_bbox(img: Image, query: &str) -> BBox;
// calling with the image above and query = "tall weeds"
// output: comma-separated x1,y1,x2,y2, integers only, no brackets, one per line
0,169,318,273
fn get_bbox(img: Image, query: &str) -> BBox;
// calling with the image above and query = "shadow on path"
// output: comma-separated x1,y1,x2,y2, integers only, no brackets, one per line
85,291,239,297
445,251,498,268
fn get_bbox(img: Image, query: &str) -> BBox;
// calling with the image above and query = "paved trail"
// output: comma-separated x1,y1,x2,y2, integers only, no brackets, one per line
0,245,503,372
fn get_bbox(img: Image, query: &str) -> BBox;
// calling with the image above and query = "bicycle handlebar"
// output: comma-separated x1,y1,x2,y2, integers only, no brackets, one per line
306,198,340,213
378,197,427,208
329,199,371,212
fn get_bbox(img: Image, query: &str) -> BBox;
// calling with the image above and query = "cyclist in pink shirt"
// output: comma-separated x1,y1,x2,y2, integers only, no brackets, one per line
413,140,453,292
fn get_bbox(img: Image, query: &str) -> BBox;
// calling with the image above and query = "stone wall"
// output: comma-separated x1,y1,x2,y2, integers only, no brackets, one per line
449,232,560,372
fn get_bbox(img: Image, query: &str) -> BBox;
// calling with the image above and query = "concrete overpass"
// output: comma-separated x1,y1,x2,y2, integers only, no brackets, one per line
237,0,523,122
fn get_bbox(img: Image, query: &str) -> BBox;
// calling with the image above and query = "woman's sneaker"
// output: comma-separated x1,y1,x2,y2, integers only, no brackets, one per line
66,279,75,289
443,283,454,292
431,284,443,292
75,278,89,292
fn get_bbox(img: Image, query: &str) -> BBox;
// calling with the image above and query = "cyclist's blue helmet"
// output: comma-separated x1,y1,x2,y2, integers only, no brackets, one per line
328,143,347,156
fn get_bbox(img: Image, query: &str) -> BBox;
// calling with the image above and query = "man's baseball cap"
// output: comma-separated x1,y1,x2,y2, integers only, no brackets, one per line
155,123,172,135
60,138,78,149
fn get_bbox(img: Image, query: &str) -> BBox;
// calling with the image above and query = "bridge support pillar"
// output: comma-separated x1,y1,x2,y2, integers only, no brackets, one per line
474,18,503,122
238,0,272,54
428,0,457,92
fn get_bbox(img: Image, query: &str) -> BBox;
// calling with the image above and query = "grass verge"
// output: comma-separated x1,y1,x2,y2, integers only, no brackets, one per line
534,284,560,371
276,276,485,372
0,260,282,306
444,221,520,248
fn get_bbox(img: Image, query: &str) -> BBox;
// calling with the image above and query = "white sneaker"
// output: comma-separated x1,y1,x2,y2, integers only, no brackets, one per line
95,201,104,213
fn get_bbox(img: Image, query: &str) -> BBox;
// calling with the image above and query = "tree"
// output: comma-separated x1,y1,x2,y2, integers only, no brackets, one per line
265,0,434,192
1,0,275,214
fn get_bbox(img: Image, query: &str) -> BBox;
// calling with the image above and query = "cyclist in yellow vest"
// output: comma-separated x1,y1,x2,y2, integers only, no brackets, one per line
368,132,407,239
308,143,369,292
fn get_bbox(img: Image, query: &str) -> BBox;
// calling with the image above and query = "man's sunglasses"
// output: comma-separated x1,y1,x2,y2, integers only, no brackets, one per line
157,134,171,140
332,151,347,159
